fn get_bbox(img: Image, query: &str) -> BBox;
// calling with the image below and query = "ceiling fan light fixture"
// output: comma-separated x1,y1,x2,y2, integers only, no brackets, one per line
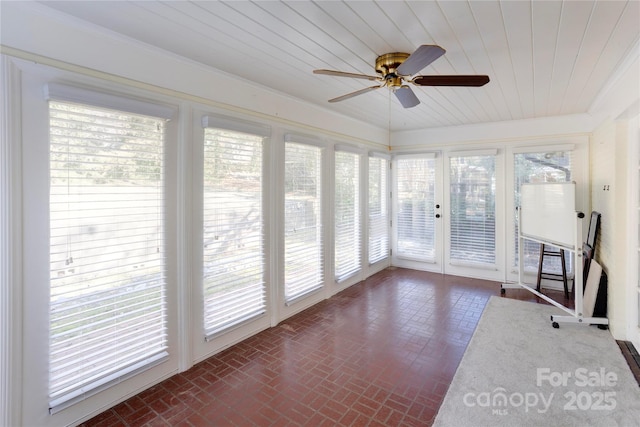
314,44,490,108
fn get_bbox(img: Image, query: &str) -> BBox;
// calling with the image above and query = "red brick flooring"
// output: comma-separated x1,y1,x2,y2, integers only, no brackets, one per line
80,268,570,427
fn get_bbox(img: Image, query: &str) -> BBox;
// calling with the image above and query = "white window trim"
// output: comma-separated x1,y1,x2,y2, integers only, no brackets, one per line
369,150,391,160
394,152,437,160
511,144,575,154
1,55,23,427
334,143,363,154
447,148,499,157
201,114,270,137
284,132,324,147
45,82,176,120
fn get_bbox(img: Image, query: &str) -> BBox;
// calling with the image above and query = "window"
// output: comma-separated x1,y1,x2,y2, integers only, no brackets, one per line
284,140,323,302
396,156,437,262
368,155,388,264
202,125,266,339
334,149,360,281
449,154,496,266
48,101,168,411
514,150,573,274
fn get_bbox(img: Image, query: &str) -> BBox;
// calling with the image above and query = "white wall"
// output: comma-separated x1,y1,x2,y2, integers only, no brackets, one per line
588,43,640,341
626,115,640,352
392,113,598,148
590,119,628,337
590,111,640,342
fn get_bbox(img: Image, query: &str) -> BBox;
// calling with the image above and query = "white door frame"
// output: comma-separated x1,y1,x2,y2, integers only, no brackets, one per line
443,148,505,282
391,152,443,273
626,114,640,351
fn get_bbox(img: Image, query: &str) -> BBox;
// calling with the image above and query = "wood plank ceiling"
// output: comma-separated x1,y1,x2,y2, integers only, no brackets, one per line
39,1,639,131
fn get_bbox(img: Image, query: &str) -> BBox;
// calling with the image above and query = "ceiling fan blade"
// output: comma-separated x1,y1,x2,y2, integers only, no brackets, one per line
314,69,380,81
396,45,446,76
328,85,381,103
394,86,420,108
412,75,490,87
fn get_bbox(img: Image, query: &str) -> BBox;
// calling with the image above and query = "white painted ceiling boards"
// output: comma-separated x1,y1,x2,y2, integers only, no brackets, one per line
31,1,640,131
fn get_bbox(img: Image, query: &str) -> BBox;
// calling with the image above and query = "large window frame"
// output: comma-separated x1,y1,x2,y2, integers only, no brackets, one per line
200,116,270,340
368,153,390,265
334,146,362,282
48,99,170,413
283,135,325,304
513,148,575,276
505,141,588,285
20,80,179,427
192,114,273,361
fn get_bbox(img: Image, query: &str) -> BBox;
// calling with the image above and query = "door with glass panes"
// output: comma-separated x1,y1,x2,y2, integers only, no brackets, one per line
393,151,501,279
444,151,502,280
393,148,579,282
392,154,443,272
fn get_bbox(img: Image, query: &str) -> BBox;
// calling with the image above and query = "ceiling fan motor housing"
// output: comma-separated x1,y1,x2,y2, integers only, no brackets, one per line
375,52,410,87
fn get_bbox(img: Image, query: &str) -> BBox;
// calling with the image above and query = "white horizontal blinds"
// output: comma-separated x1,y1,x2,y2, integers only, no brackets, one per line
334,150,361,281
396,156,437,261
284,141,323,302
514,150,574,273
449,154,496,266
48,101,168,411
202,127,265,338
368,156,388,264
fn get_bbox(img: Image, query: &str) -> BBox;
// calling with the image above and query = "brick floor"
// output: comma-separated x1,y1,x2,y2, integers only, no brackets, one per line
80,267,569,426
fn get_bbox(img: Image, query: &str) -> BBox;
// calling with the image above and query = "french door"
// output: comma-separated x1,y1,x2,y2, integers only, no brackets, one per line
392,141,591,285
444,150,503,281
392,154,443,272
392,150,503,280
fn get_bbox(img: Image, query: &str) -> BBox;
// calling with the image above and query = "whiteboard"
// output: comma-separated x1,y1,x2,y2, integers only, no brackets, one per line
520,182,576,249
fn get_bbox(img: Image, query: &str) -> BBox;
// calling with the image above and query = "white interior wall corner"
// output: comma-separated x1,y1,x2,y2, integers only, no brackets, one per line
590,119,626,339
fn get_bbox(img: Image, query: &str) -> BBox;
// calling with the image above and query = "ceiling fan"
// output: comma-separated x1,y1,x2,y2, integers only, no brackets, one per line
313,45,489,108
